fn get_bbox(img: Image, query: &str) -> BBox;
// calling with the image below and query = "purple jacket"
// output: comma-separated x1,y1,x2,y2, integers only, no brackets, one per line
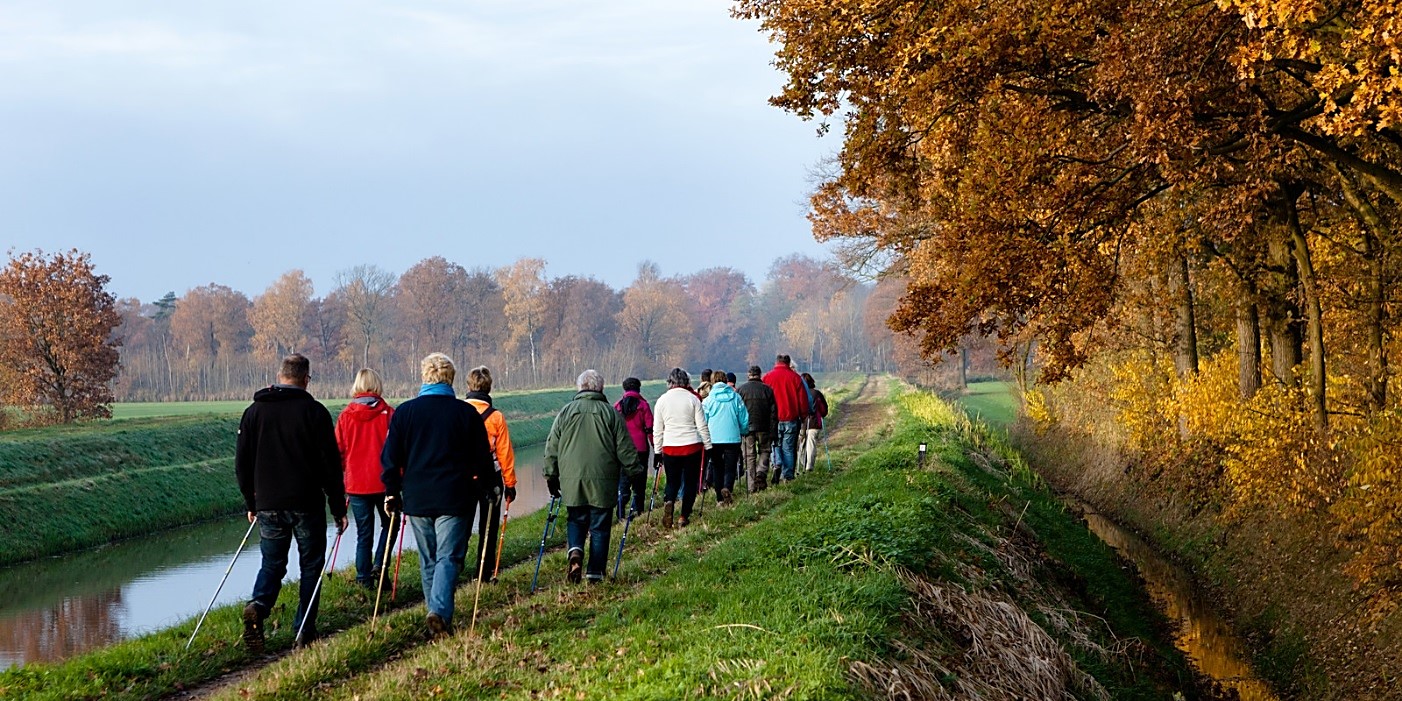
613,390,654,455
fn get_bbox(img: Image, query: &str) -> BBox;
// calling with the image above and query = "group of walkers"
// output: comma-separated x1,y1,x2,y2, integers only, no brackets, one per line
230,351,827,651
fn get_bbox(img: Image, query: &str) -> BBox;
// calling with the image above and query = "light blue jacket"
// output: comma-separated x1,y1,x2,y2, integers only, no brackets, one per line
702,383,750,445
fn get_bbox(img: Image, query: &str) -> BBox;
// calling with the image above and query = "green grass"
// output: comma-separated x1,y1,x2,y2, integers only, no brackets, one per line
952,380,1019,429
0,382,663,566
2,377,1208,700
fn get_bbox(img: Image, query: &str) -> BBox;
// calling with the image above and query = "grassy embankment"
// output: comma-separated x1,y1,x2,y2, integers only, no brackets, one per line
1,376,1215,699
0,383,659,567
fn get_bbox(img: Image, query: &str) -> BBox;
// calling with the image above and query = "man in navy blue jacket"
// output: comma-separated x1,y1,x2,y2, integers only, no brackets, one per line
381,352,499,638
236,353,347,652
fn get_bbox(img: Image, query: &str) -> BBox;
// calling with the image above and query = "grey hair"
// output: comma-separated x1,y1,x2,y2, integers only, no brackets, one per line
577,369,604,392
667,367,690,388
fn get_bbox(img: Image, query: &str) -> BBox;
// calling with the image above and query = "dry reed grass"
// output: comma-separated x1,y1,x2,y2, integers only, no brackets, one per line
850,568,1110,701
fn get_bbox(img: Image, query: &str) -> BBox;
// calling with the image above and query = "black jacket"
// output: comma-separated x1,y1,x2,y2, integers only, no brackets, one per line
235,385,346,517
737,379,778,434
380,394,499,517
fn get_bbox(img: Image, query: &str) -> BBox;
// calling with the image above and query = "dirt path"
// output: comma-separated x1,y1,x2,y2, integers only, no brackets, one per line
828,374,895,449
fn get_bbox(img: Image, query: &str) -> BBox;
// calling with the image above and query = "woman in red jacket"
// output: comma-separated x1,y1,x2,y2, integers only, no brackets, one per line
336,368,396,587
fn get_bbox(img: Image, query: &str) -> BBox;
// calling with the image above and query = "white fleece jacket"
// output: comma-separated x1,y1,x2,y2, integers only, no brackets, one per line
653,386,712,450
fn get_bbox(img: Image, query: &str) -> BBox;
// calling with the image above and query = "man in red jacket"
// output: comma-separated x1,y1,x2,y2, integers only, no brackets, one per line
762,354,809,483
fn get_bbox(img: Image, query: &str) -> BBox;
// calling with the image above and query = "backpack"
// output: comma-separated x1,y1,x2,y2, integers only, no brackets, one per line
475,404,503,474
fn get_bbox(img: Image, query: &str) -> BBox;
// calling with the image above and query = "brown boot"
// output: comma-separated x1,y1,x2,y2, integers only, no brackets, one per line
720,488,732,504
567,549,583,584
662,501,675,529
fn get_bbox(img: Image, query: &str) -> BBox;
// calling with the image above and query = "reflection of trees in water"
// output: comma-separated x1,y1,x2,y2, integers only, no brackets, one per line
0,590,123,664
1082,513,1278,701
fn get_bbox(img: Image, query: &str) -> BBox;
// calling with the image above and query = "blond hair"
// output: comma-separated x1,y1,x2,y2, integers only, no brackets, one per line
351,368,383,395
466,366,493,393
420,352,456,386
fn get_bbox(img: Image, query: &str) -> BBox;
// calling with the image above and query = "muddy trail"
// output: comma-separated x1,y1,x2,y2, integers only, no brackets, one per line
167,376,894,700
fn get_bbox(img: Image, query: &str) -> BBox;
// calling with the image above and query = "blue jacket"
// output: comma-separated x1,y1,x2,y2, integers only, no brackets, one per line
702,383,750,445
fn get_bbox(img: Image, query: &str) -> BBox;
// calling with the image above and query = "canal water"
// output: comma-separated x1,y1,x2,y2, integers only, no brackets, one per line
1078,506,1279,701
0,444,555,670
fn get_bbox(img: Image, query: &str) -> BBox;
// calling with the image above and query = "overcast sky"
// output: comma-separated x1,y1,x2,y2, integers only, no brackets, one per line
0,1,833,303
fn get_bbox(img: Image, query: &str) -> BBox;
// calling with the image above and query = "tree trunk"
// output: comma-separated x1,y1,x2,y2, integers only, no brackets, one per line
1237,290,1262,400
1168,254,1199,378
956,346,968,389
1264,202,1303,387
1286,196,1328,428
1335,164,1390,410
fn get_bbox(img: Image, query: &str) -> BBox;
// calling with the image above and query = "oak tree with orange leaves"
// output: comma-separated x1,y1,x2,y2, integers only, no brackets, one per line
0,249,121,424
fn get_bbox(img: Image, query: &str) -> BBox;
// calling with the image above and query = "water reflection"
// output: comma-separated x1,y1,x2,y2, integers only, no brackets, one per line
1081,509,1279,701
0,444,551,669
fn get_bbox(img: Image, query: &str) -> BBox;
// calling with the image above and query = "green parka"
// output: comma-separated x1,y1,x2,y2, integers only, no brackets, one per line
543,390,642,509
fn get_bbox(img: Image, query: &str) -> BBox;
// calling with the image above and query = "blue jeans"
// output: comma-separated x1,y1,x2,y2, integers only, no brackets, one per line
349,494,391,585
409,514,472,624
250,510,327,640
776,420,801,481
566,506,613,581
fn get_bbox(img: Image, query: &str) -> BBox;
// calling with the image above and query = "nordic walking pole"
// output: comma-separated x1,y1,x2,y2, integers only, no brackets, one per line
530,496,561,593
824,432,833,471
492,496,510,581
646,451,661,525
391,511,407,601
371,506,399,633
296,527,343,646
469,497,496,636
185,518,257,651
325,497,349,578
696,449,707,519
613,508,636,578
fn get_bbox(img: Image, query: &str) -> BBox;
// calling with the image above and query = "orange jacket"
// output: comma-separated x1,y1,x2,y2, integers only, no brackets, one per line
336,393,394,495
464,394,517,488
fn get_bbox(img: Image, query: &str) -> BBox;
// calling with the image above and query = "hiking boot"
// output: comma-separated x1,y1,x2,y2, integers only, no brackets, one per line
567,549,584,584
720,488,732,504
426,612,452,640
242,603,265,654
662,501,675,529
677,515,689,527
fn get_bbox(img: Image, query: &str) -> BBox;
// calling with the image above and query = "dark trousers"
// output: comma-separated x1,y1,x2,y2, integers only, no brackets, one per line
565,505,614,581
250,510,326,639
708,443,740,498
617,468,647,519
348,494,391,585
662,451,703,518
473,494,504,583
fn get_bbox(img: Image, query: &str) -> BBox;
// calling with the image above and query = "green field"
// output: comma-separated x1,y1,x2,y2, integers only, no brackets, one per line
954,380,1020,428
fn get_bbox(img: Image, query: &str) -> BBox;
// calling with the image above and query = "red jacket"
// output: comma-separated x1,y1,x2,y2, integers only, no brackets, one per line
336,393,394,495
763,364,810,423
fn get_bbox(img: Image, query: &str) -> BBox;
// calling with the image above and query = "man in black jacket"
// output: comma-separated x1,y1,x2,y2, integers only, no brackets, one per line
236,354,347,652
736,365,778,492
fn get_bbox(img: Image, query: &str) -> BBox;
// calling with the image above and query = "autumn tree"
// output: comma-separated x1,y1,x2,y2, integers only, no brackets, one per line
615,262,690,376
334,265,397,370
0,249,121,423
169,284,254,396
498,258,548,385
397,256,465,360
248,270,313,363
